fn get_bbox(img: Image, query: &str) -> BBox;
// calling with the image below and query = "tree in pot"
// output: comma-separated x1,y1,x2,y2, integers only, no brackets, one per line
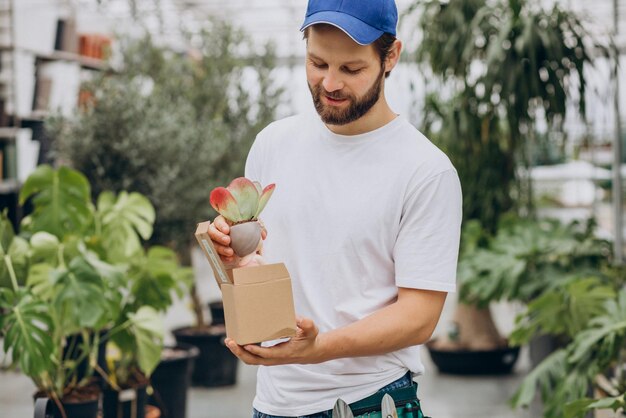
405,0,600,363
49,22,282,388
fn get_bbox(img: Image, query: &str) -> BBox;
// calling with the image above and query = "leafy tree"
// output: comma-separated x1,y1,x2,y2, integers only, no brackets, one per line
51,20,282,258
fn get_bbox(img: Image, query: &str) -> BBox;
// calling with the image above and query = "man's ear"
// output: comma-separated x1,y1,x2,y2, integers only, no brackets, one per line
384,40,402,73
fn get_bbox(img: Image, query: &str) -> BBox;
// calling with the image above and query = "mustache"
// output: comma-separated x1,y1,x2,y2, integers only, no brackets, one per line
315,86,348,100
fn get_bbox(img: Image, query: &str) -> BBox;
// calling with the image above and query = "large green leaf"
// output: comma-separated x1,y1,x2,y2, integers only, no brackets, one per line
127,306,163,376
52,257,109,333
129,246,192,311
565,396,625,418
568,289,626,364
19,165,93,239
0,288,55,377
510,276,615,344
97,191,155,262
29,232,60,265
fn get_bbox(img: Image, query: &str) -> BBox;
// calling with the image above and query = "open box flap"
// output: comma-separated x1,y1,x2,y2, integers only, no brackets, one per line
194,221,232,286
228,263,290,285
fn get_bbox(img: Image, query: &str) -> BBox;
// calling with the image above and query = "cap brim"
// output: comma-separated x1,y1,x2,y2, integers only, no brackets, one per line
300,11,383,45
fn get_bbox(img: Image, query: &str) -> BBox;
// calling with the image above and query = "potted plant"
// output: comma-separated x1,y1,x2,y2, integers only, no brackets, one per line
48,23,282,389
0,167,120,418
405,0,600,370
0,165,193,418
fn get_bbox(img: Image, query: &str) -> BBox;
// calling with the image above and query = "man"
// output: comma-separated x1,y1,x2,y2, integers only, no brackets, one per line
208,0,462,416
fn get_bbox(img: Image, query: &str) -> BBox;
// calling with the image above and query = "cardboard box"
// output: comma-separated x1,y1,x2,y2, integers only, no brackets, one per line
194,222,297,345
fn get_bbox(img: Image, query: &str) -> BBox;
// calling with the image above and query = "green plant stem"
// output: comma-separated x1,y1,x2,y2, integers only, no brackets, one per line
4,254,19,292
57,244,66,269
102,319,132,342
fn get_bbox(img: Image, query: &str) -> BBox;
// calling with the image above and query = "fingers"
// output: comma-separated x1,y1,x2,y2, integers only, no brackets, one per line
225,338,274,366
208,216,240,265
258,218,268,240
213,215,231,234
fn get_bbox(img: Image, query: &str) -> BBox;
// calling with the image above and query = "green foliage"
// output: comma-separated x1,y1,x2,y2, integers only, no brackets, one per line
410,0,598,231
0,166,191,399
0,215,29,289
19,165,93,239
96,191,155,262
458,217,611,307
0,287,55,377
51,21,282,256
512,287,626,417
510,277,615,345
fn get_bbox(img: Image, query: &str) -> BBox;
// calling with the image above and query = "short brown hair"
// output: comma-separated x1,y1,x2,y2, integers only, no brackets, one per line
303,25,397,78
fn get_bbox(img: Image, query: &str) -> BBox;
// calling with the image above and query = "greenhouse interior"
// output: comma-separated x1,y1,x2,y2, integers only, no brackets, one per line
1,0,626,417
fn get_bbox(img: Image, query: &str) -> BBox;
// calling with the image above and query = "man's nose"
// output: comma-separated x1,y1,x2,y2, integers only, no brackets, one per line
322,69,344,92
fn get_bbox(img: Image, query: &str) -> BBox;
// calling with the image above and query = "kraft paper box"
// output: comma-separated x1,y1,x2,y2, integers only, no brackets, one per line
194,221,297,345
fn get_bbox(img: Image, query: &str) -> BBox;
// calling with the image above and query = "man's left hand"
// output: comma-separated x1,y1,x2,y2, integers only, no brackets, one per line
224,317,327,366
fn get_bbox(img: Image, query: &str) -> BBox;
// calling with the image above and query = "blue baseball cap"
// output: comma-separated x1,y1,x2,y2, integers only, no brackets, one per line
300,0,398,45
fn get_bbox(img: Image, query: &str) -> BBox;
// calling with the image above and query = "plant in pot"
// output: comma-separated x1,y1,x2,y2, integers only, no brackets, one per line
0,164,193,418
48,24,282,388
443,216,614,369
0,167,122,418
405,0,600,372
88,192,194,418
174,177,275,387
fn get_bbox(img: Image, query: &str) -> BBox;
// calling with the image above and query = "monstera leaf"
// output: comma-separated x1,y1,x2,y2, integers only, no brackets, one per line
0,288,55,377
52,256,109,334
97,191,155,262
129,246,193,311
127,306,163,377
19,165,93,239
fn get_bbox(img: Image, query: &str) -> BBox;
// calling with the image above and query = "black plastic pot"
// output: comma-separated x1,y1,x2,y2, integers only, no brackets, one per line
34,395,99,418
102,384,148,418
529,334,569,368
148,343,199,418
426,340,520,375
208,300,225,325
172,325,239,387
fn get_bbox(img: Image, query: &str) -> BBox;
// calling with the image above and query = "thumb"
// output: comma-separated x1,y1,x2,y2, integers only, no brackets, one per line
296,317,318,337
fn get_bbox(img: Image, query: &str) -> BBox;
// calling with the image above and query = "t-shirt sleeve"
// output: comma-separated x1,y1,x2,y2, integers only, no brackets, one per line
393,168,462,292
244,131,265,181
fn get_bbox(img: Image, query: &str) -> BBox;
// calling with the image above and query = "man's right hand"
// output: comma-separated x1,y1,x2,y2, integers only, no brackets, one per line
208,215,241,269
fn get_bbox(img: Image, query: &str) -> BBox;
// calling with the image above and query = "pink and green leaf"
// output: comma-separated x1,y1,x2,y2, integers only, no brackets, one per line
254,183,275,218
227,177,259,221
252,181,263,195
210,187,242,222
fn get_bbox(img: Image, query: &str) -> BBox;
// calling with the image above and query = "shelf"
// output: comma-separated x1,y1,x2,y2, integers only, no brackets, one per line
37,49,107,71
0,127,18,140
0,44,107,71
21,110,49,121
0,179,20,194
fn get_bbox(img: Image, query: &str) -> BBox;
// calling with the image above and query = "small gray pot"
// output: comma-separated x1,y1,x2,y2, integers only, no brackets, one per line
230,221,261,257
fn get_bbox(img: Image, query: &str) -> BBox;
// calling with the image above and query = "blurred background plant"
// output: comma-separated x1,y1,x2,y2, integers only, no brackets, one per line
48,19,282,264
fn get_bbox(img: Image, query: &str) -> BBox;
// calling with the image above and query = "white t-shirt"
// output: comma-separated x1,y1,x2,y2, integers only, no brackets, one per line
244,111,462,416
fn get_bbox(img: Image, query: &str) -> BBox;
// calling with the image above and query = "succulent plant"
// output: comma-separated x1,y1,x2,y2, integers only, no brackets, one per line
210,177,275,258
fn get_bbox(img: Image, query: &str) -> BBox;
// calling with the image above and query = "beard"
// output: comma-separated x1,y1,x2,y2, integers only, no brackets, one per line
308,66,385,126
